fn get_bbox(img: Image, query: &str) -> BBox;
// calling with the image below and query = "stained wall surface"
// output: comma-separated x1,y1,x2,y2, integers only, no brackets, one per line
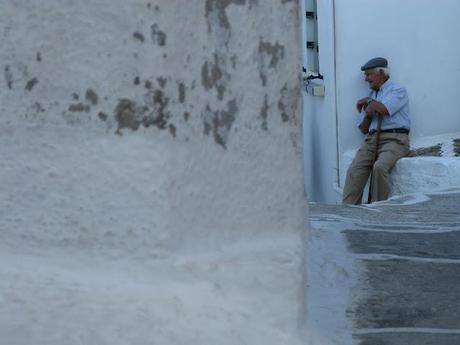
0,1,308,343
0,0,306,245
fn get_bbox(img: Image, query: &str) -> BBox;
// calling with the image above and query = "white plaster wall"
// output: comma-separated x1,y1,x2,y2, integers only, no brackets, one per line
390,157,460,197
1,1,305,254
335,0,460,188
304,0,460,201
1,1,308,342
302,0,340,202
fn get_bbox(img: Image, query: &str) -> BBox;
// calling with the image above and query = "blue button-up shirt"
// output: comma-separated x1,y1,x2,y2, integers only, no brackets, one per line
357,79,411,132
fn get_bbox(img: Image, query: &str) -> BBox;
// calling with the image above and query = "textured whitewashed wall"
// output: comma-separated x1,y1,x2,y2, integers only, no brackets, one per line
335,0,460,154
1,1,305,248
303,0,460,202
302,0,339,202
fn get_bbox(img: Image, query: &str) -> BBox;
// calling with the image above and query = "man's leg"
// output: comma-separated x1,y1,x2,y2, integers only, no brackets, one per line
370,133,410,202
342,136,376,204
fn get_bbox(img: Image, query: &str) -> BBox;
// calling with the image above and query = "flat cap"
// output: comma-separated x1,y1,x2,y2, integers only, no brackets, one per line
361,57,388,71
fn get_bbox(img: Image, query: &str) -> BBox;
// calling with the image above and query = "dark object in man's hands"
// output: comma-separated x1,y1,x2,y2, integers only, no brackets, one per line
356,97,373,112
359,116,371,134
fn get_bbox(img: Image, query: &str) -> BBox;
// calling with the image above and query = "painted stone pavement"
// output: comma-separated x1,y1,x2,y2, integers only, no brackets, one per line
307,189,460,345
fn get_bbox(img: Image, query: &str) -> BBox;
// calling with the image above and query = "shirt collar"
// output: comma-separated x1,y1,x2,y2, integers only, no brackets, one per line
378,78,392,92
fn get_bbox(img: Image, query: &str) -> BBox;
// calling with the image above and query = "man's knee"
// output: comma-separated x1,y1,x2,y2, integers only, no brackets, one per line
348,156,371,176
372,160,390,176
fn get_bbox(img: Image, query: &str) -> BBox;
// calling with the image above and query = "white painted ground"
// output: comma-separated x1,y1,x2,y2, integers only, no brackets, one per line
305,215,358,345
308,188,460,345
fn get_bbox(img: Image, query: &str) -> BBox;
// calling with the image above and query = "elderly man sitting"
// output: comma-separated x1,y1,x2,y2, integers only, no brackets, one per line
342,57,411,204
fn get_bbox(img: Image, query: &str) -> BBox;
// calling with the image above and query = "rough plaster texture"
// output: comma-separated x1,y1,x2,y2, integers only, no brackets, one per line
0,1,307,343
1,0,304,245
303,0,460,202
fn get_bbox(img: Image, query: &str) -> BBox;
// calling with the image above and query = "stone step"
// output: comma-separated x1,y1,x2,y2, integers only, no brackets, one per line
307,190,460,345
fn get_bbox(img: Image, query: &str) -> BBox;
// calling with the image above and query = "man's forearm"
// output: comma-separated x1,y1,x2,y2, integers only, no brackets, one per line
366,99,388,115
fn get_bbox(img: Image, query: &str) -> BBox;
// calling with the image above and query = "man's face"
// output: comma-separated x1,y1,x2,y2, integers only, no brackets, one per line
364,69,385,90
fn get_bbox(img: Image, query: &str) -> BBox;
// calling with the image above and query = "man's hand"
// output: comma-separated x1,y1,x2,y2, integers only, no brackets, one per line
365,106,374,119
356,97,370,112
358,97,389,116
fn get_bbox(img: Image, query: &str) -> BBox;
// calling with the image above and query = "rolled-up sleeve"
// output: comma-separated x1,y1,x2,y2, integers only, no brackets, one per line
381,86,408,116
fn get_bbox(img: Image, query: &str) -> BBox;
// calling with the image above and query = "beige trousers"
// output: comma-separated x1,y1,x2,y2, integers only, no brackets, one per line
342,132,410,204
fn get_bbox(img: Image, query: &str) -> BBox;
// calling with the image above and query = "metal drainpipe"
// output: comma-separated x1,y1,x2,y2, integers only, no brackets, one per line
332,0,341,193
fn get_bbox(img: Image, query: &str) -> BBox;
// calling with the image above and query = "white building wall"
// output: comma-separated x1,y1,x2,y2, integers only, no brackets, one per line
304,0,460,202
302,0,339,202
1,1,306,257
0,2,309,342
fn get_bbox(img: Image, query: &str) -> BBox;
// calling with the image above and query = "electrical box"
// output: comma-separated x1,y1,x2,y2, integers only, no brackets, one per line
306,83,325,97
